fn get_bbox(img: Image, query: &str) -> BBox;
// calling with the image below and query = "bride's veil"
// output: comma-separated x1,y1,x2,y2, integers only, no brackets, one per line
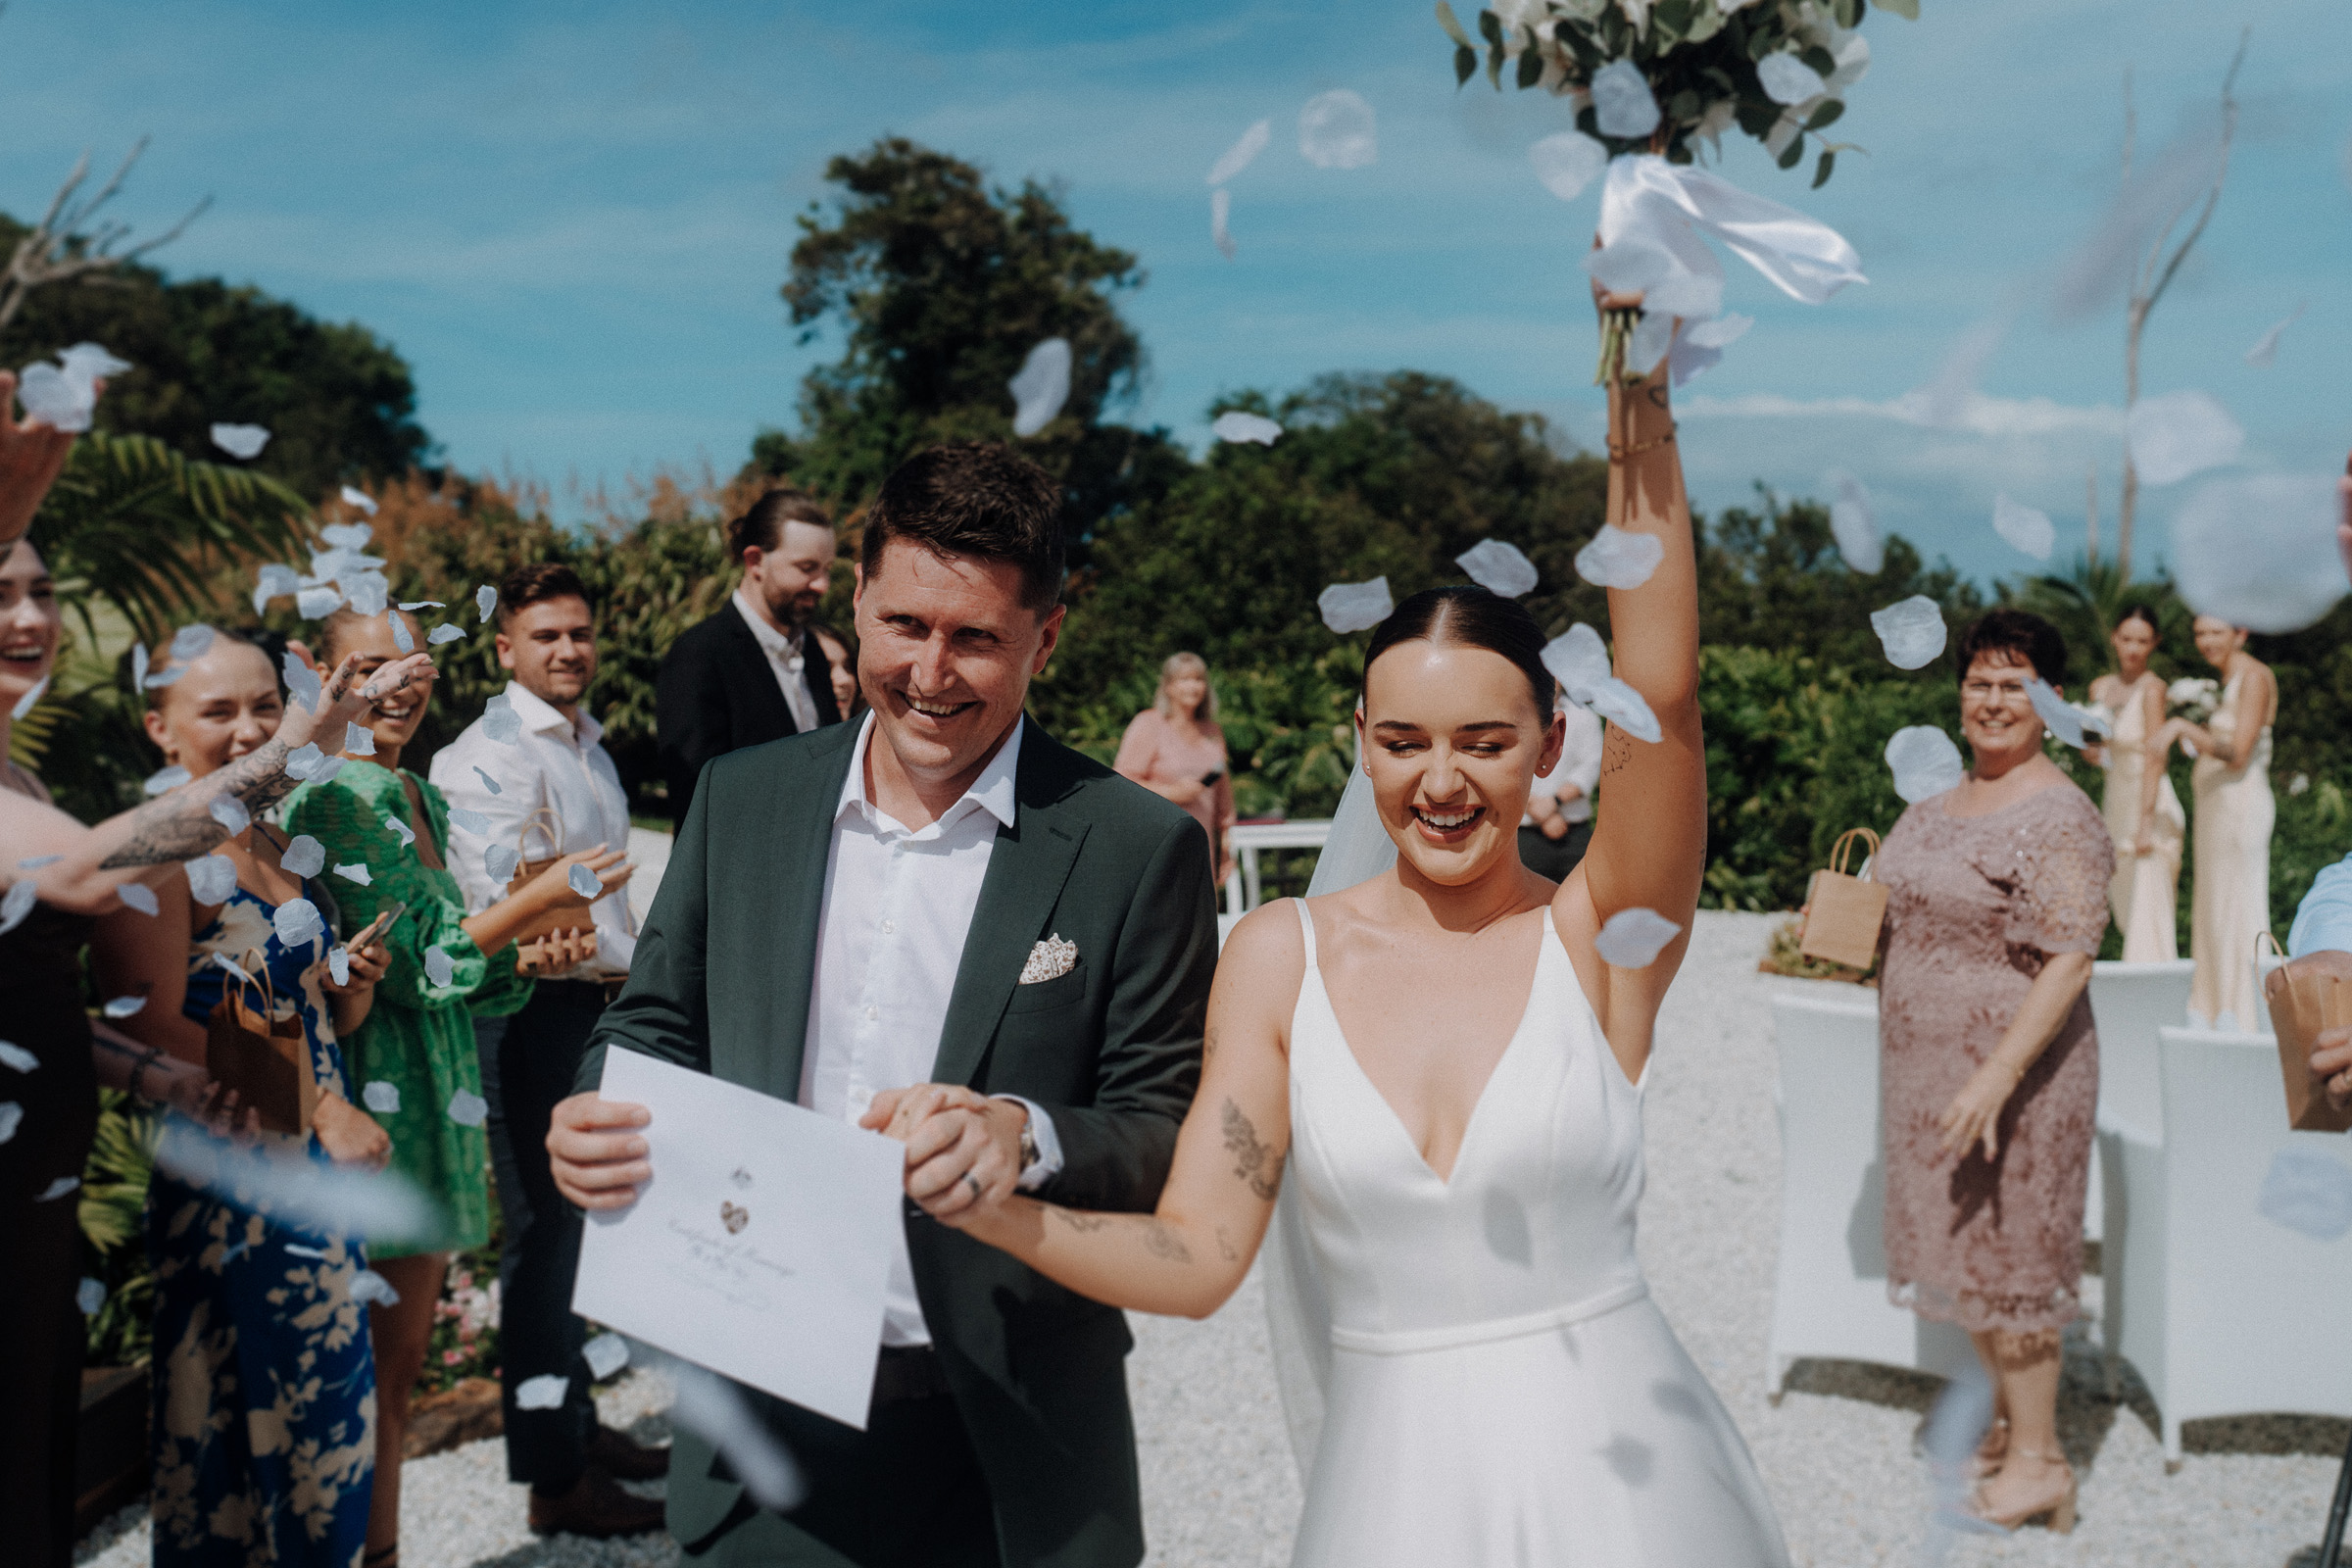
1263,761,1395,1483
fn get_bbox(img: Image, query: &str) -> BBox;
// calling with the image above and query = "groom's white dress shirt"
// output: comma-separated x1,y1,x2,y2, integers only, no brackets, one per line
803,712,1065,1348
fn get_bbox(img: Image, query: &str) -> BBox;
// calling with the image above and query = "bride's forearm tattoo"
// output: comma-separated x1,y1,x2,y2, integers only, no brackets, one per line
1215,1224,1239,1262
1221,1098,1285,1200
1140,1219,1191,1264
1054,1209,1111,1234
97,739,292,868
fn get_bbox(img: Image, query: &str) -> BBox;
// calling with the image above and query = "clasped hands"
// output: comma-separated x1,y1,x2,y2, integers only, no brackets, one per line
546,1082,1028,1219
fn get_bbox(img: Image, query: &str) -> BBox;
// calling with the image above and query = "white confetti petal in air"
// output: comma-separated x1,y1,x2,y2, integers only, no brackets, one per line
171,624,215,662
343,722,376,758
327,946,351,986
1455,539,1540,599
282,653,321,712
284,1244,327,1259
566,863,602,899
398,601,443,612
185,855,237,906
2243,302,2305,368
209,796,250,836
486,845,519,885
364,1080,401,1113
447,1087,487,1125
424,946,457,988
0,879,34,937
343,575,389,617
1298,89,1377,170
281,835,325,878
427,624,465,646
475,584,497,622
1828,472,1883,575
1206,118,1271,185
12,673,48,721
1529,132,1607,202
153,1118,433,1240
307,757,347,788
481,694,522,746
319,521,372,551
102,996,145,1018
2172,472,2348,634
36,1174,80,1200
1007,338,1072,438
446,808,489,836
1668,313,1751,387
1917,1361,1997,1565
215,952,252,984
584,1332,630,1380
17,855,59,869
1589,60,1661,139
1757,52,1828,105
210,423,270,459
338,485,378,516
0,1102,21,1143
117,882,159,917
1573,525,1664,590
666,1358,808,1512
0,1040,35,1072
1990,493,2054,562
1869,596,1946,670
252,564,299,615
77,1277,106,1315
1210,187,1237,261
1318,577,1393,635
1541,624,1663,744
1885,725,1964,803
473,766,503,796
1594,907,1683,969
130,643,149,690
60,342,132,378
516,1375,569,1411
2127,389,2243,486
297,585,343,619
383,814,416,849
334,862,372,887
2256,1147,2352,1240
2027,678,2089,750
274,898,323,951
143,663,186,691
389,614,413,655
350,1269,400,1306
16,362,95,431
1209,411,1282,445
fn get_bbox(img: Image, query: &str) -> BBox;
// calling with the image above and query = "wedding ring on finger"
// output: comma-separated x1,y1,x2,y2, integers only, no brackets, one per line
965,1173,983,1202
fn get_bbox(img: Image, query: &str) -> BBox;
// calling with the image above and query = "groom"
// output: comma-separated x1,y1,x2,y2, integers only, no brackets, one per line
547,441,1218,1568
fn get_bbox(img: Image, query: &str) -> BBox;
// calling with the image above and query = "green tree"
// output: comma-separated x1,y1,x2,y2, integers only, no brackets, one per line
0,217,432,502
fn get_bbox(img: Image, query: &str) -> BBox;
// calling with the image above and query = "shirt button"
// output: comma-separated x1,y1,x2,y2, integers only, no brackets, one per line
880,919,895,935
866,1005,879,1021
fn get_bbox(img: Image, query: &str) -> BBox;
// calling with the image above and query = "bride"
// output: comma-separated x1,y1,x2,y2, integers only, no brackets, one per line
884,307,1788,1564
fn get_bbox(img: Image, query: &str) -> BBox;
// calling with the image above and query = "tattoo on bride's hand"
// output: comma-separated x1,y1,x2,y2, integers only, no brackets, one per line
1221,1098,1285,1200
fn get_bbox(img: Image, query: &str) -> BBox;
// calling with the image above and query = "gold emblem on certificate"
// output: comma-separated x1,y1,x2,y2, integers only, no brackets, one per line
721,1200,749,1235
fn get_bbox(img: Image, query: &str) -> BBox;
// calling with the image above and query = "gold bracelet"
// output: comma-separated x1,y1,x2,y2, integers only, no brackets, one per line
1606,424,1676,462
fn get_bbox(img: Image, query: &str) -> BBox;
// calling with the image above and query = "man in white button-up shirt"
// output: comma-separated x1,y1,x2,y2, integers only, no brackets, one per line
429,564,666,1538
552,444,1219,1568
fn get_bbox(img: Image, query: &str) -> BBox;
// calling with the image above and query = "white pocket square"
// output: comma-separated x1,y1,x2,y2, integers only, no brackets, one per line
1020,934,1077,985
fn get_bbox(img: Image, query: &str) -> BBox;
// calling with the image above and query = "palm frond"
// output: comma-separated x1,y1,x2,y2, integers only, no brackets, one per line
5,690,66,769
33,431,313,645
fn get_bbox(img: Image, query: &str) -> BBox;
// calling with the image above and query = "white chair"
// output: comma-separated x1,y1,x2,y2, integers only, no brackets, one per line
1766,985,1974,1399
1221,819,1333,917
2085,959,2195,1250
2105,1026,2352,1468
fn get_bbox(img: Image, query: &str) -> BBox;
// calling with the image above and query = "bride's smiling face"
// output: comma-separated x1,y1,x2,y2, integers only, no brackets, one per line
1359,639,1563,888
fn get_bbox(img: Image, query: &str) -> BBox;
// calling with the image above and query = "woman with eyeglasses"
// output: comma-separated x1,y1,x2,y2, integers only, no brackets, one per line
1871,609,2112,1535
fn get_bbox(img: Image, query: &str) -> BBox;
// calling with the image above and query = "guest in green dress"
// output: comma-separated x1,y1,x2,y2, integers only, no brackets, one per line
286,606,627,1568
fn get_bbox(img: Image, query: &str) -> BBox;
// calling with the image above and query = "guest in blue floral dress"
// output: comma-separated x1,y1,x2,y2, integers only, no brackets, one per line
89,630,398,1568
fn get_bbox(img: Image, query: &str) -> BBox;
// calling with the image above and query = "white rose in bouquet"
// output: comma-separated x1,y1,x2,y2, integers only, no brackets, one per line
2166,676,2220,722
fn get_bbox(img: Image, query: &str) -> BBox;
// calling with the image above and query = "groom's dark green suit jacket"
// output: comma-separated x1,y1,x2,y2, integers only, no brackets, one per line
575,714,1217,1568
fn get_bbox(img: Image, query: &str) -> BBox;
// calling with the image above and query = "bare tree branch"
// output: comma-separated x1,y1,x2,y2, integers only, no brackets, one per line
0,137,212,334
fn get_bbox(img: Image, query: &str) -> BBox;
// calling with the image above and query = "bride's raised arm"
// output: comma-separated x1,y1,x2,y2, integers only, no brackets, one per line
1554,295,1707,1059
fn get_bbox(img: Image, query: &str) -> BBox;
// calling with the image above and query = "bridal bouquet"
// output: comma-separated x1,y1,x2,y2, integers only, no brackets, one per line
1437,0,1914,384
2167,676,2220,723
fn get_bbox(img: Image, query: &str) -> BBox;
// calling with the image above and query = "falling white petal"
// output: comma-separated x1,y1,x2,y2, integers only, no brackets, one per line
307,758,346,788
2027,678,2088,750
215,952,252,984
343,575,389,617
424,946,457,988
297,585,343,619
143,764,191,796
1210,187,1237,261
481,693,522,746
338,485,378,516
131,642,149,691
1669,313,1750,386
1869,596,1946,670
319,521,373,551
2257,1147,2352,1241
282,654,322,712
155,1119,432,1242
209,423,270,459
101,996,145,1018
170,624,215,662
16,363,94,431
584,1333,630,1380
390,614,414,655
16,856,58,869
364,1080,400,1113
76,1277,105,1315
566,862,602,899
1205,118,1271,185
59,342,132,379
447,1086,487,1124
1590,60,1661,139
486,844,520,885
1829,471,1884,574
185,855,237,906
273,898,324,951
334,862,371,886
1885,725,1965,803
252,564,300,615
382,814,416,849
284,1244,328,1259
1594,906,1683,968
1455,539,1541,598
12,673,49,721
666,1360,808,1511
110,879,157,917
350,1269,401,1305
0,879,32,937
475,585,497,621
1209,411,1283,445
342,722,376,759
446,808,489,837
36,1175,79,1200
1574,525,1664,590
281,835,325,878
1529,132,1608,202
398,601,443,612
516,1374,569,1411
1757,53,1828,105
2243,303,2306,368
0,1102,19,1143
427,623,465,646
1317,577,1393,635
0,1041,33,1072
2127,389,2243,486
1990,493,2054,562
2172,472,2348,634
1542,625,1662,744
1626,312,1676,377
1007,338,1073,438
209,796,250,836
1298,89,1377,169
327,945,351,985
472,766,503,797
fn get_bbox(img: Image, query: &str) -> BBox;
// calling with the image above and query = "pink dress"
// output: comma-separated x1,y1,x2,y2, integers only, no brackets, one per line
1112,708,1232,870
1874,780,2113,1334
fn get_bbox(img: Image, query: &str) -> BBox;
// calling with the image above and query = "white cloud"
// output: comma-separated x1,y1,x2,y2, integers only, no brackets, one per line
1679,390,2124,438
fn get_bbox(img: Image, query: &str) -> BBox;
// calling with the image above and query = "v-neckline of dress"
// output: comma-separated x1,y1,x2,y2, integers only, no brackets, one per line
1310,908,1552,1189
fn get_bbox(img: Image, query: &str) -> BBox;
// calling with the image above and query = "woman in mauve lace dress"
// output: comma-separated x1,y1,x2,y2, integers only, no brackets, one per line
1875,609,2112,1536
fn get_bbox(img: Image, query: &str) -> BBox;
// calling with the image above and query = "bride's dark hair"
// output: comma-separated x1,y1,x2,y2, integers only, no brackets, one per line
1362,586,1555,720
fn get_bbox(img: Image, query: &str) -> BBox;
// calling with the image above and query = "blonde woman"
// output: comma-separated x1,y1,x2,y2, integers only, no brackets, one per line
2085,606,2184,960
2166,616,2278,1029
1113,652,1237,884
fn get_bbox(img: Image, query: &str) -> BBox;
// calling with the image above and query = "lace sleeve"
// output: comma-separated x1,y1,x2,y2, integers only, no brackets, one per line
2005,788,2116,956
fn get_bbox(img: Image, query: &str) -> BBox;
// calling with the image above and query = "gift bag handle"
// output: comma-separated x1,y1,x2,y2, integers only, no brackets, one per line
223,944,278,1022
516,804,566,862
1827,827,1883,880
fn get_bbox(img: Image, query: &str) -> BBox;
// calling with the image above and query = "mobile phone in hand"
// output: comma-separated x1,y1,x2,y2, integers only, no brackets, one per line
344,901,406,951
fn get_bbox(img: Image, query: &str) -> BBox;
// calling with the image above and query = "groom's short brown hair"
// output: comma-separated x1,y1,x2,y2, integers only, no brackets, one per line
859,442,1065,613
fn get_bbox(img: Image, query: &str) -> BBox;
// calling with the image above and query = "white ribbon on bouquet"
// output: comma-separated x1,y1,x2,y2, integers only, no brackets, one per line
1586,155,1867,382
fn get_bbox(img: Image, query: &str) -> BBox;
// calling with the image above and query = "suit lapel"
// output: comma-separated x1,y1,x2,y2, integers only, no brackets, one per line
750,723,858,1102
723,601,798,740
932,731,1089,1088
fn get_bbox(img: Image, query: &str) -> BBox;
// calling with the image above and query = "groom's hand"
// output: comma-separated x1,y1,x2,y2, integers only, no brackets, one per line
861,1084,1027,1222
548,1092,653,1210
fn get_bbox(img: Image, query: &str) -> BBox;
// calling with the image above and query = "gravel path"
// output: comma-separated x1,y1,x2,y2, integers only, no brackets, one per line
79,911,2348,1567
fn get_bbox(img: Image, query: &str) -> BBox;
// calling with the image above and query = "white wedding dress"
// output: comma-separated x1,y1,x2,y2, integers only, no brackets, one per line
1268,897,1789,1567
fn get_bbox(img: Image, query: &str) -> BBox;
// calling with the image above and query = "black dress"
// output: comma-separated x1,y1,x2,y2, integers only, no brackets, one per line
0,894,100,1567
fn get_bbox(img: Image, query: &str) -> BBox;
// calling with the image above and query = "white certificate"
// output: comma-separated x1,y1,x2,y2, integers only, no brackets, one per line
572,1049,906,1429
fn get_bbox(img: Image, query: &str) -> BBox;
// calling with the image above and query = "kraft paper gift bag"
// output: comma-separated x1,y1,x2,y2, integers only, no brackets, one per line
1799,827,1888,973
2262,935,2352,1134
204,949,317,1136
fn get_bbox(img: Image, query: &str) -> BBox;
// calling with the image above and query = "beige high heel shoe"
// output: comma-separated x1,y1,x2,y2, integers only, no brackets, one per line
1966,1447,2078,1535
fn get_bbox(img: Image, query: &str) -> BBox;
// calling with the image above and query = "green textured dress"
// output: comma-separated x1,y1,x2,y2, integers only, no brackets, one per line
286,760,532,1260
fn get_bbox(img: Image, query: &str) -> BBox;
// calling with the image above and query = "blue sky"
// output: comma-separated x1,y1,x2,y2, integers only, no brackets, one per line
0,0,2344,588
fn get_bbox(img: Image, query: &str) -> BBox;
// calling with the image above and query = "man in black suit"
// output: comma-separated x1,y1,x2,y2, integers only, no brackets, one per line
656,488,844,824
550,443,1216,1568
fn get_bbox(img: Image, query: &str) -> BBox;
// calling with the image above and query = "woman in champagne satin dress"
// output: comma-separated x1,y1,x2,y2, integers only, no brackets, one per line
2086,607,2183,961
2167,616,2277,1029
